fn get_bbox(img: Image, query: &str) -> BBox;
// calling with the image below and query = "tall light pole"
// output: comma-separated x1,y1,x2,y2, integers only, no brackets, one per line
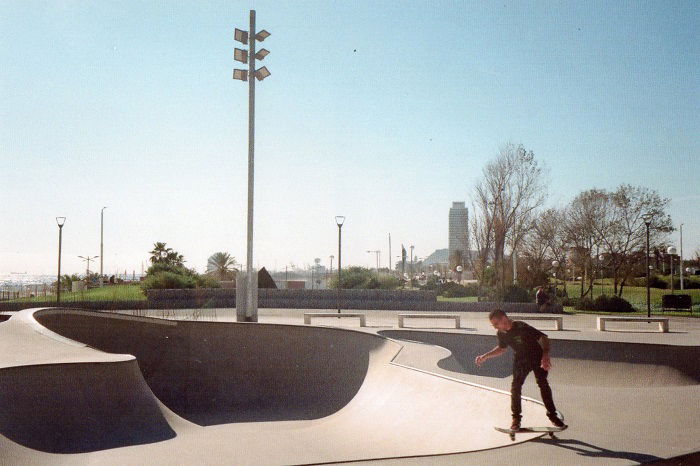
667,246,676,294
78,255,99,278
100,206,107,287
598,254,604,296
56,217,66,303
642,213,653,317
410,245,415,281
367,250,380,275
335,216,345,313
233,10,271,322
388,233,392,272
680,224,684,290
551,260,560,298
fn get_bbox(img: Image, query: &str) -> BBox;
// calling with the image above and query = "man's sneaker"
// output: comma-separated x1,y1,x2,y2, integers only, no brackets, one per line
548,413,567,429
510,418,521,431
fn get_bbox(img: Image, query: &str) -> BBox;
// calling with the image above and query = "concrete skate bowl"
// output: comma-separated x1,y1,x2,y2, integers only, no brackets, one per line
34,309,375,425
380,330,700,387
0,308,550,464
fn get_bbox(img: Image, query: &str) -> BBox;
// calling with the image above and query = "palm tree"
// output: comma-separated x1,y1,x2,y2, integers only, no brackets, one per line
149,242,172,264
149,242,185,267
207,252,238,280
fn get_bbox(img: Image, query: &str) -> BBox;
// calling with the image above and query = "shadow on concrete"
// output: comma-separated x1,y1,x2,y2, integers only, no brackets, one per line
532,438,662,463
0,361,176,453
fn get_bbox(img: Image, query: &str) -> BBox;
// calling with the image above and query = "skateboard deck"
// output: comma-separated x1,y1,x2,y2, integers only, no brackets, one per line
495,425,567,439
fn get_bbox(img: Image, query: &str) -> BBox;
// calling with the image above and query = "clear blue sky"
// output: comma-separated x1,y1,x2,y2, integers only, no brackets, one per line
1,0,698,275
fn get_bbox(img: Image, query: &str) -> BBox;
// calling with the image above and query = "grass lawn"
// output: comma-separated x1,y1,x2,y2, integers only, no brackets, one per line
560,279,699,315
437,296,479,303
9,284,146,303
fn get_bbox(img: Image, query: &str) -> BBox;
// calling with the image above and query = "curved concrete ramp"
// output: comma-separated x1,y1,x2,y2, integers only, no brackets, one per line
0,309,549,464
380,330,700,387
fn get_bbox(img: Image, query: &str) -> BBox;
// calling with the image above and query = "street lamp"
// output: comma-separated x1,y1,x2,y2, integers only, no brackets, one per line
233,10,271,322
642,213,653,317
335,216,345,313
680,224,684,291
367,250,380,275
56,217,66,303
667,246,677,294
598,254,605,297
78,255,99,278
551,260,559,298
100,206,107,287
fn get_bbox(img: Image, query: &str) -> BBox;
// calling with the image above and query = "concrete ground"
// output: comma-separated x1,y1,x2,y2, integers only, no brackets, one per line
1,307,698,465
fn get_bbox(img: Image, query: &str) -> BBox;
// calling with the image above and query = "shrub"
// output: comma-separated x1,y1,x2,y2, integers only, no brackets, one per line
439,281,469,298
377,274,402,290
142,271,197,290
574,297,596,311
496,285,532,303
578,295,635,313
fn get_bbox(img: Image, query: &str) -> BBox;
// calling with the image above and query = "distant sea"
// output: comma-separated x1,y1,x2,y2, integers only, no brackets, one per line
0,273,56,288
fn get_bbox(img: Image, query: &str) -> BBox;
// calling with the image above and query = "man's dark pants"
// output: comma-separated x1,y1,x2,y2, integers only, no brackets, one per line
511,360,557,421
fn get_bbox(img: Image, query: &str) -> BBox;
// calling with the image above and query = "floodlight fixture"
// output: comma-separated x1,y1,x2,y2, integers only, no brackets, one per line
56,216,66,227
255,48,270,60
234,48,248,63
255,66,271,81
335,216,346,227
256,29,270,41
234,28,248,44
233,69,248,81
667,246,677,255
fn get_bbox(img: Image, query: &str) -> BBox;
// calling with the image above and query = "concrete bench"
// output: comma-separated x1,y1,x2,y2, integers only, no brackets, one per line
398,313,461,329
303,312,366,327
510,315,564,331
596,316,669,333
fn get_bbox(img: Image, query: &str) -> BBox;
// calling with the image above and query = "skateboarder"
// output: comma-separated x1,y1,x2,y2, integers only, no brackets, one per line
474,309,566,431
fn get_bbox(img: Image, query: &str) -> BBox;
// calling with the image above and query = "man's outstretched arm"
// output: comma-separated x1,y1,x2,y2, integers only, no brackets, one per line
475,346,507,367
538,335,551,370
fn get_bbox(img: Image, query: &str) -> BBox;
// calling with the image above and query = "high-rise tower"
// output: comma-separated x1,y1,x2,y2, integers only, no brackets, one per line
448,202,469,268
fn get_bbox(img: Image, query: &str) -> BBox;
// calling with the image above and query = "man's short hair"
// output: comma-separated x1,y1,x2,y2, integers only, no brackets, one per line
489,309,507,320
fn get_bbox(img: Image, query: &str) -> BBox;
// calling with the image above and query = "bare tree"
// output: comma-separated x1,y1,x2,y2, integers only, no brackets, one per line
562,189,608,298
471,143,547,289
591,185,673,296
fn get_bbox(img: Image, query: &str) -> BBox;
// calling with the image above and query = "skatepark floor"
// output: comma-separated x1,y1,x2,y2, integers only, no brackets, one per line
1,307,698,465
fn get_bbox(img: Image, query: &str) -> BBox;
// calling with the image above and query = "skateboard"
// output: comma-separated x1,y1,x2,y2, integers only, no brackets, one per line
495,425,567,440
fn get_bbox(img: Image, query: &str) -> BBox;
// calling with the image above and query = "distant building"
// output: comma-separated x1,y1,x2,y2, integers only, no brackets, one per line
449,202,469,267
423,249,449,267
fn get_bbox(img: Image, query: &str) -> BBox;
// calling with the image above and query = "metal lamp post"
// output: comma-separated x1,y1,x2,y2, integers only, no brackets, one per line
642,213,653,317
78,255,99,278
233,10,271,322
335,216,345,313
100,206,107,287
56,217,66,302
551,260,559,298
367,250,380,275
598,254,605,296
667,246,677,294
680,224,684,290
